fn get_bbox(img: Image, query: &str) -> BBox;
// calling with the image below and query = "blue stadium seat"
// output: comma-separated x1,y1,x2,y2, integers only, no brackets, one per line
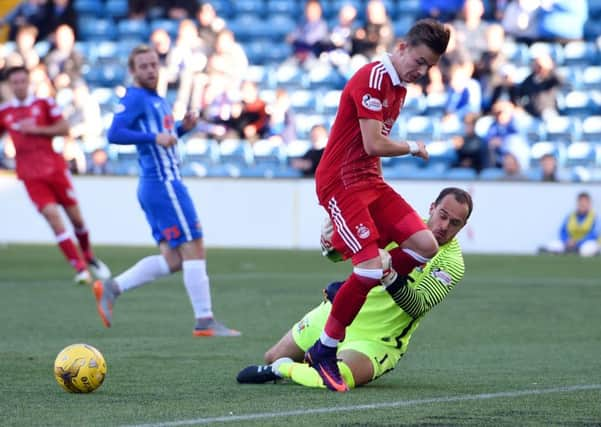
270,167,303,178
252,139,286,167
479,168,505,180
562,41,598,66
528,41,564,66
426,140,458,169
559,91,593,117
445,167,478,180
566,142,596,167
78,18,117,41
263,14,297,41
400,93,426,116
85,63,126,86
262,43,293,65
308,64,346,90
580,66,601,91
184,138,220,166
584,20,601,40
438,116,463,140
394,16,415,37
395,0,421,16
117,19,150,40
284,139,311,159
150,19,180,39
90,41,118,63
219,139,254,167
206,0,235,19
228,15,265,42
274,64,304,88
234,0,267,17
106,0,128,19
266,0,301,17
244,41,268,65
74,0,104,16
589,0,601,19
321,90,342,114
580,115,601,142
294,114,327,139
543,116,578,142
289,89,317,113
424,92,448,117
404,115,437,141
529,141,567,168
34,40,51,58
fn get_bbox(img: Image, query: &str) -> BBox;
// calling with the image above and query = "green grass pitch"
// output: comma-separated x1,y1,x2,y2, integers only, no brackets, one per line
1,244,600,426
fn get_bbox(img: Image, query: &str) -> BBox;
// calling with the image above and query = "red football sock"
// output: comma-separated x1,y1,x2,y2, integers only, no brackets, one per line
56,232,86,272
75,227,94,262
388,247,427,276
325,273,380,341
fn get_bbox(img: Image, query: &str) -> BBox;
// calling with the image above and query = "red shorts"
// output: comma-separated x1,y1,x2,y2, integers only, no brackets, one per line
321,182,427,264
23,169,78,211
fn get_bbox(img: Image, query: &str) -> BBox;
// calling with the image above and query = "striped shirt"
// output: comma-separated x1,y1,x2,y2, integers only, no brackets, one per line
347,236,464,354
107,87,185,181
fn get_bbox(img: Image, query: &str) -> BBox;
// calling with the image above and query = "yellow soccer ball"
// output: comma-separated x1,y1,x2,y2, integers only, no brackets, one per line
54,343,107,393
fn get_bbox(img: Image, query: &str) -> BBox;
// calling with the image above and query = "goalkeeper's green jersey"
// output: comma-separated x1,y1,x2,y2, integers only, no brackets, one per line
343,237,465,354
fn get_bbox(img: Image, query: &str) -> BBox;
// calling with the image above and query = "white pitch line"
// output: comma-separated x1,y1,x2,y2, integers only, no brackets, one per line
122,384,601,427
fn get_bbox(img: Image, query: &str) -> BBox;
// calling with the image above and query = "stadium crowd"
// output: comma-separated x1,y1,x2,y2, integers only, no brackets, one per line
1,0,600,181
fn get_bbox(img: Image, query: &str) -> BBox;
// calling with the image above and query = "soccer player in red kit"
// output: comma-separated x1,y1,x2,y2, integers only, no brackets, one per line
306,19,450,391
0,66,110,284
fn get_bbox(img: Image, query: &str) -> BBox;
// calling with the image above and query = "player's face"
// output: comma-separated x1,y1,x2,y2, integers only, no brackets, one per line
8,71,30,100
427,195,469,245
131,51,159,90
396,42,440,83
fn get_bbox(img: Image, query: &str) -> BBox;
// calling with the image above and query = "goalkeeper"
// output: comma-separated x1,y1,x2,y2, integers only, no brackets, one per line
237,187,472,389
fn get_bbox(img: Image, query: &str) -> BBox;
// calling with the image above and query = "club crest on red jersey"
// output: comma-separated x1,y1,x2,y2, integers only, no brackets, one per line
356,223,370,239
361,94,382,112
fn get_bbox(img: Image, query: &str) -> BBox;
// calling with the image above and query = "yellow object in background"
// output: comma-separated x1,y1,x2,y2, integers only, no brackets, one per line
0,0,23,42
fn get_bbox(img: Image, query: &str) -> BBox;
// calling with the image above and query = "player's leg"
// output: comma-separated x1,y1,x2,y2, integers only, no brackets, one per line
25,178,89,282
371,186,438,278
306,193,383,391
164,180,239,337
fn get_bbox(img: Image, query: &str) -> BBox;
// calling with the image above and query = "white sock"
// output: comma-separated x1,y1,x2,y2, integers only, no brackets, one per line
115,255,170,293
319,332,339,348
183,259,213,319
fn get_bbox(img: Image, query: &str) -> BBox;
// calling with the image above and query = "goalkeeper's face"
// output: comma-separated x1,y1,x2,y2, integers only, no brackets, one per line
427,195,469,245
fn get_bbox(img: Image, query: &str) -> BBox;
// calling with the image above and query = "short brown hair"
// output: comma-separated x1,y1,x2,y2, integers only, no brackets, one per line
128,44,157,70
434,187,473,221
406,19,450,56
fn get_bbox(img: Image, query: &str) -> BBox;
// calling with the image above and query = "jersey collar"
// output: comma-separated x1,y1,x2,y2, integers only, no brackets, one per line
11,95,34,108
380,53,403,87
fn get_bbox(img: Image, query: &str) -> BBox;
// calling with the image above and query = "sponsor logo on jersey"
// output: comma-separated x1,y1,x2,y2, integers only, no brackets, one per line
163,115,174,130
356,223,370,239
31,106,40,116
361,94,382,112
296,317,309,333
114,104,126,114
430,268,452,287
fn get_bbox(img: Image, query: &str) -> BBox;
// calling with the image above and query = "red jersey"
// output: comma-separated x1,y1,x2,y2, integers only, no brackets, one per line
315,54,407,196
0,96,66,180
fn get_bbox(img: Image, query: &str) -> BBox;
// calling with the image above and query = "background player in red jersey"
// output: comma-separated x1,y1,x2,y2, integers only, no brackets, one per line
307,19,451,391
0,66,110,284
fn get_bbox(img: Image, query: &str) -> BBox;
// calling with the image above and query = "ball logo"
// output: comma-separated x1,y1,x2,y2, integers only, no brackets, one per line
356,223,370,239
361,94,382,112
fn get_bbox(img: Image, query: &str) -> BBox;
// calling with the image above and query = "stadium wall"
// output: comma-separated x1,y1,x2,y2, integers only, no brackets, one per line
1,174,600,254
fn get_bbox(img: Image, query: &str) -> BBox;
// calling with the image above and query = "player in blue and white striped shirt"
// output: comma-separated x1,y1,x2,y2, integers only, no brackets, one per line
93,45,240,337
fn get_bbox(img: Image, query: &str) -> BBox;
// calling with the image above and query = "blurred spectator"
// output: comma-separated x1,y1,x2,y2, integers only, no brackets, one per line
419,0,465,22
452,113,486,172
290,124,328,176
515,53,562,119
498,151,526,180
351,0,394,60
28,64,54,96
150,28,175,96
0,137,16,170
61,83,102,143
322,3,358,68
488,63,520,111
196,2,226,57
206,29,247,86
502,0,541,43
44,24,84,90
5,25,40,70
170,19,208,118
87,148,110,175
39,0,78,41
286,0,329,64
485,100,524,168
540,192,600,257
62,138,86,174
537,0,588,42
218,81,269,142
266,88,296,145
475,24,510,112
444,60,482,120
154,0,197,20
5,0,47,41
452,0,489,62
538,152,558,181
